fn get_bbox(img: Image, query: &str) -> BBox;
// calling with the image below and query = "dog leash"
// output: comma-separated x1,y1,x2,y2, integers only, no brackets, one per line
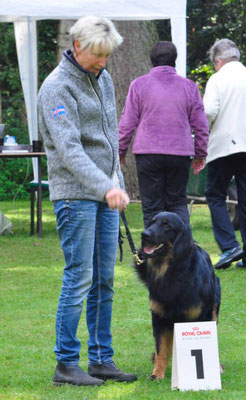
120,211,144,266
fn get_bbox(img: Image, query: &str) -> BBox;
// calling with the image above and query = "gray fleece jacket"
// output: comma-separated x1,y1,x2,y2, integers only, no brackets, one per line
38,50,124,202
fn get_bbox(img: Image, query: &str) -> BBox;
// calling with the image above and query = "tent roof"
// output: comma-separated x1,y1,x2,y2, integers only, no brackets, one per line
0,0,186,22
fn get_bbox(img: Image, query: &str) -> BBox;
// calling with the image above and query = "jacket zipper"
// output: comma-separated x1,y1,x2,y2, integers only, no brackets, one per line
87,75,115,177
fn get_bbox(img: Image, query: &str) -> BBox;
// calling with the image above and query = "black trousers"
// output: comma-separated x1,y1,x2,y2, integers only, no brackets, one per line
135,154,191,228
205,152,246,257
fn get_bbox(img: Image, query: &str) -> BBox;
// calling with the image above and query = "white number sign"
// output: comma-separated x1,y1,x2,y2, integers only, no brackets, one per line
171,321,222,391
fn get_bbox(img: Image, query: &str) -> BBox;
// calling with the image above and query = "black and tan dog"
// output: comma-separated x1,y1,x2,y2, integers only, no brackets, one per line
134,211,221,380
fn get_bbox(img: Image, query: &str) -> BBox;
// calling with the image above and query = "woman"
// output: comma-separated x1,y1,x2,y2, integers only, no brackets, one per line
119,41,209,227
38,16,136,386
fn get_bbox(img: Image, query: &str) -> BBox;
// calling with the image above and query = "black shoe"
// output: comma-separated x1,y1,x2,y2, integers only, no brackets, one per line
215,247,244,270
53,363,104,386
88,362,137,382
236,260,246,268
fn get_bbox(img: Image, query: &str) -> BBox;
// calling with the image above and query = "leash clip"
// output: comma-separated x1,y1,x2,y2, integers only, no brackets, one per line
133,252,144,266
120,211,144,266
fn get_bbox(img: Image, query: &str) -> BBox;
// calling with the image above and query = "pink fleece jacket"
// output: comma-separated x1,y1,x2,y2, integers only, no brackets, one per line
119,66,209,158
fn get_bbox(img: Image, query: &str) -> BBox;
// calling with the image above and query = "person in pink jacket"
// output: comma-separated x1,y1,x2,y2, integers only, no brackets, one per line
119,41,209,227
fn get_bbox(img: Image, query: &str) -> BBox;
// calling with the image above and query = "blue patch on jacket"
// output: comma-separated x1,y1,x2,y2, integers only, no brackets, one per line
53,106,66,117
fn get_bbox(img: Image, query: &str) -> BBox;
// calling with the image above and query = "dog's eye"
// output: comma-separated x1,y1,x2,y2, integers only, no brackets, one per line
162,220,169,228
148,218,156,227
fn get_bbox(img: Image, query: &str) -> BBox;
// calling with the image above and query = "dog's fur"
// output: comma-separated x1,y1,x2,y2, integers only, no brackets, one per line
134,211,221,380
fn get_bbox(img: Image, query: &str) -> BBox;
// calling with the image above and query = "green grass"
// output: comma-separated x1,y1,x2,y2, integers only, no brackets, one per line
0,200,245,399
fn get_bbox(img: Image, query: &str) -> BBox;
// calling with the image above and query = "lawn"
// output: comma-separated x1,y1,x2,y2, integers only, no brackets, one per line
0,200,245,399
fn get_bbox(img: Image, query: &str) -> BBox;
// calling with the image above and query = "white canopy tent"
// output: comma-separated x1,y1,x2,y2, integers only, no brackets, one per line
0,0,187,179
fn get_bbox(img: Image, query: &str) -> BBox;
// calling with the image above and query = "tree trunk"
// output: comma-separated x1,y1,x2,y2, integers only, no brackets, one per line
57,20,76,62
56,20,159,199
108,21,159,200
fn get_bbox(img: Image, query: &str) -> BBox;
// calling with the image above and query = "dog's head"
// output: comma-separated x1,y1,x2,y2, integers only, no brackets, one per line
141,211,193,261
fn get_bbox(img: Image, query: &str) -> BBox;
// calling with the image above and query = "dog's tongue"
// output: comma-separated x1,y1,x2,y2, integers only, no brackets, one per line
143,245,157,254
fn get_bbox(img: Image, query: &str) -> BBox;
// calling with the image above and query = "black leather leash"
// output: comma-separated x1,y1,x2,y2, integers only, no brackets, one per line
119,211,144,266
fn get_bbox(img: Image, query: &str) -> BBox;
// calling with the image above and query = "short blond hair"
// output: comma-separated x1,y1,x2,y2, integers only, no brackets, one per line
70,16,123,54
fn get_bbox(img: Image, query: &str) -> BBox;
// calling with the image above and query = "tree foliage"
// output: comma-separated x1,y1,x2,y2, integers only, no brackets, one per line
0,21,58,200
187,0,246,90
0,24,25,141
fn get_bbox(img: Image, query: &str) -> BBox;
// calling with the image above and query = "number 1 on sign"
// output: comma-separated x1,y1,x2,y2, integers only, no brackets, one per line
191,349,204,379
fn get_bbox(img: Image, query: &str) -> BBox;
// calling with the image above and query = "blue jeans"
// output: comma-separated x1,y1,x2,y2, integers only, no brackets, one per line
53,200,119,366
205,153,246,258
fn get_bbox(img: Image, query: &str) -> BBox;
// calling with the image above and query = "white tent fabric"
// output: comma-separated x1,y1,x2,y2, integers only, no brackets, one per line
0,0,186,21
0,210,13,235
0,0,187,179
14,20,38,179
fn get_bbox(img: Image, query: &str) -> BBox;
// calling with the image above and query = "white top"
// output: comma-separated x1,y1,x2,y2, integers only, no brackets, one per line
203,61,246,163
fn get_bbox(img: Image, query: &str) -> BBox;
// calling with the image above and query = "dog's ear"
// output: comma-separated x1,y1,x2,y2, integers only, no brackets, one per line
173,224,193,261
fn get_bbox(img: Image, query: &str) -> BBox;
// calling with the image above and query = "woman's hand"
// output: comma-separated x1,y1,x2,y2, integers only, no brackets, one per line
192,158,206,175
105,188,130,213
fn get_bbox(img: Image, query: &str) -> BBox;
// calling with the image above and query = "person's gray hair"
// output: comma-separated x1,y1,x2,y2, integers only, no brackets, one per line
70,16,123,54
209,38,240,65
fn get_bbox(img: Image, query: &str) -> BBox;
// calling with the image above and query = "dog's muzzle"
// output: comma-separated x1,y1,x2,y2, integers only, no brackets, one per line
142,243,164,257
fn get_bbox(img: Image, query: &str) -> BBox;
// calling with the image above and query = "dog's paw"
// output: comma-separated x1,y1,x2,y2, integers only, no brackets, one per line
149,373,165,381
